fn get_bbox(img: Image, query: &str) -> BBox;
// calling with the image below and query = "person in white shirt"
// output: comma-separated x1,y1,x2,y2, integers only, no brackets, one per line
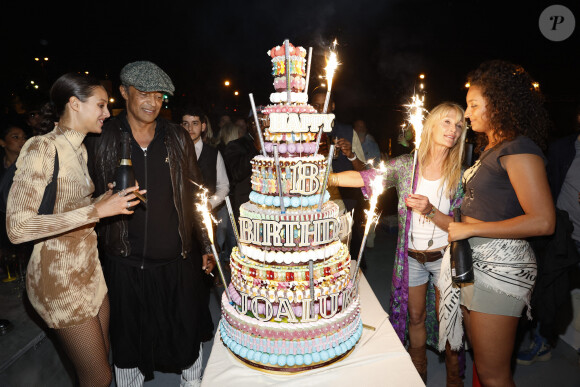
180,107,229,210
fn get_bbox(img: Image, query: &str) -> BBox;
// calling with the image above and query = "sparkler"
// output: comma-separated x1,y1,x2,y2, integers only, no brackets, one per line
404,93,427,188
273,144,286,213
322,39,339,114
352,162,387,283
284,39,291,104
225,196,243,257
304,47,313,96
249,93,267,157
317,144,335,211
195,182,233,304
314,39,340,154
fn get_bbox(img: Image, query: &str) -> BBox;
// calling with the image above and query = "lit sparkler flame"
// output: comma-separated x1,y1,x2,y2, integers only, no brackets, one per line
322,40,340,114
325,52,339,89
192,181,233,304
195,184,219,244
404,94,426,151
353,161,387,282
363,161,386,236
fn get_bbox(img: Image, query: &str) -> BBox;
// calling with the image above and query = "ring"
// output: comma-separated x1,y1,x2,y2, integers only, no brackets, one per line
126,202,130,208
117,191,123,197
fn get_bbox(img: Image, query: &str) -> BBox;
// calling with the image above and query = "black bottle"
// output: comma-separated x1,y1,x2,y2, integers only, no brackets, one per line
113,132,135,192
450,209,474,284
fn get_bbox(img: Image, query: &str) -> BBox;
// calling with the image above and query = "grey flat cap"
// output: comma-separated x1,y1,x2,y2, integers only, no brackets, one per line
120,60,175,96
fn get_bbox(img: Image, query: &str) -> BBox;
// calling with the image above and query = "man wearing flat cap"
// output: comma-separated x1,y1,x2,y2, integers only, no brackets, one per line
86,60,214,387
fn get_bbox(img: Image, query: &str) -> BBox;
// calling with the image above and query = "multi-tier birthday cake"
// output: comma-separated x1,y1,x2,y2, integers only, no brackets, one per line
219,40,362,373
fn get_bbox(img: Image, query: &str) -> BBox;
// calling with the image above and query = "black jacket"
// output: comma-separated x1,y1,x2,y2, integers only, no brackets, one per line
86,112,211,258
223,133,259,219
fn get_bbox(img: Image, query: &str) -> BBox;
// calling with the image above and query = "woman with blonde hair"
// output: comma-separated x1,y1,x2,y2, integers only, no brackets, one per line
329,102,467,386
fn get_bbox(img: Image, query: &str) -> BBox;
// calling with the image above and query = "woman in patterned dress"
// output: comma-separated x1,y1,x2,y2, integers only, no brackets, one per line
329,102,467,386
7,73,144,386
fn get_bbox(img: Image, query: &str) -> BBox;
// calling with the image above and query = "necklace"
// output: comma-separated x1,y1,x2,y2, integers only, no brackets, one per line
410,178,444,250
57,125,90,186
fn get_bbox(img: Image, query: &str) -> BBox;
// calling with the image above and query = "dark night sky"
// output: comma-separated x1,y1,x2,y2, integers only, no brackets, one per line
2,0,579,148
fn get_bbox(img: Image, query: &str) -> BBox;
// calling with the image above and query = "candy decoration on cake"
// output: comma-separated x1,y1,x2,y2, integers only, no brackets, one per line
219,39,363,373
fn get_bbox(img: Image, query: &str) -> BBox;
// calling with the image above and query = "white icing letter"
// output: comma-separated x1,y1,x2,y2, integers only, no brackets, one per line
290,161,320,195
300,298,317,322
238,292,249,314
274,297,298,322
318,293,340,319
239,217,253,243
262,220,283,247
283,222,296,247
250,296,273,322
299,221,316,247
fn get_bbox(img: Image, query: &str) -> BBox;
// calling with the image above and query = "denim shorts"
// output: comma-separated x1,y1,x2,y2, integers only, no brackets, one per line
408,256,442,288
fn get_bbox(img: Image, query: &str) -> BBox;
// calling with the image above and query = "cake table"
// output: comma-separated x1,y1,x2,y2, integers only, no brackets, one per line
202,265,424,386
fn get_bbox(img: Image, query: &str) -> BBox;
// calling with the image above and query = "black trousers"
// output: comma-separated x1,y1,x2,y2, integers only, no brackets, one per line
105,254,213,380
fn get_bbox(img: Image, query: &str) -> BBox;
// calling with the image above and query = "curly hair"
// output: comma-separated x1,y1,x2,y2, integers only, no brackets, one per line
467,60,551,151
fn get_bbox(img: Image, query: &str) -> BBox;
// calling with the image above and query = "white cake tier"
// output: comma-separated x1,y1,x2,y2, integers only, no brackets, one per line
230,243,350,304
238,240,343,265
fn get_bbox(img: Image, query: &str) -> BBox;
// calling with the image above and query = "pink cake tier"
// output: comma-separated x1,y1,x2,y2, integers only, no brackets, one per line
261,103,317,115
219,290,363,370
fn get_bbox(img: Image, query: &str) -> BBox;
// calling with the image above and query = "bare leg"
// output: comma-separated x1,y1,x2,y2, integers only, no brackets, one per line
408,283,428,348
461,306,471,345
469,311,518,387
54,301,112,387
407,283,428,382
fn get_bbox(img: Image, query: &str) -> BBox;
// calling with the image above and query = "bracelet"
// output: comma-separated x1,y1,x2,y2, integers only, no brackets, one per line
424,205,436,219
328,173,339,187
347,154,357,161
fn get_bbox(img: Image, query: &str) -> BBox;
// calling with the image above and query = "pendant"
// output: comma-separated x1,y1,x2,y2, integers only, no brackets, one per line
427,239,433,248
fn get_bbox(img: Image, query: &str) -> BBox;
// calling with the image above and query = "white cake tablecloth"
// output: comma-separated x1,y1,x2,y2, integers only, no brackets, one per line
201,269,424,386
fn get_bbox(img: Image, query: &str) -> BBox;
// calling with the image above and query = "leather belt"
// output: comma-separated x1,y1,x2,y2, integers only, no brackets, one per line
408,249,444,264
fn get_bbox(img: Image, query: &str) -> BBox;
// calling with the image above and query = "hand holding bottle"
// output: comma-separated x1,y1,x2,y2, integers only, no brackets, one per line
449,209,474,284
